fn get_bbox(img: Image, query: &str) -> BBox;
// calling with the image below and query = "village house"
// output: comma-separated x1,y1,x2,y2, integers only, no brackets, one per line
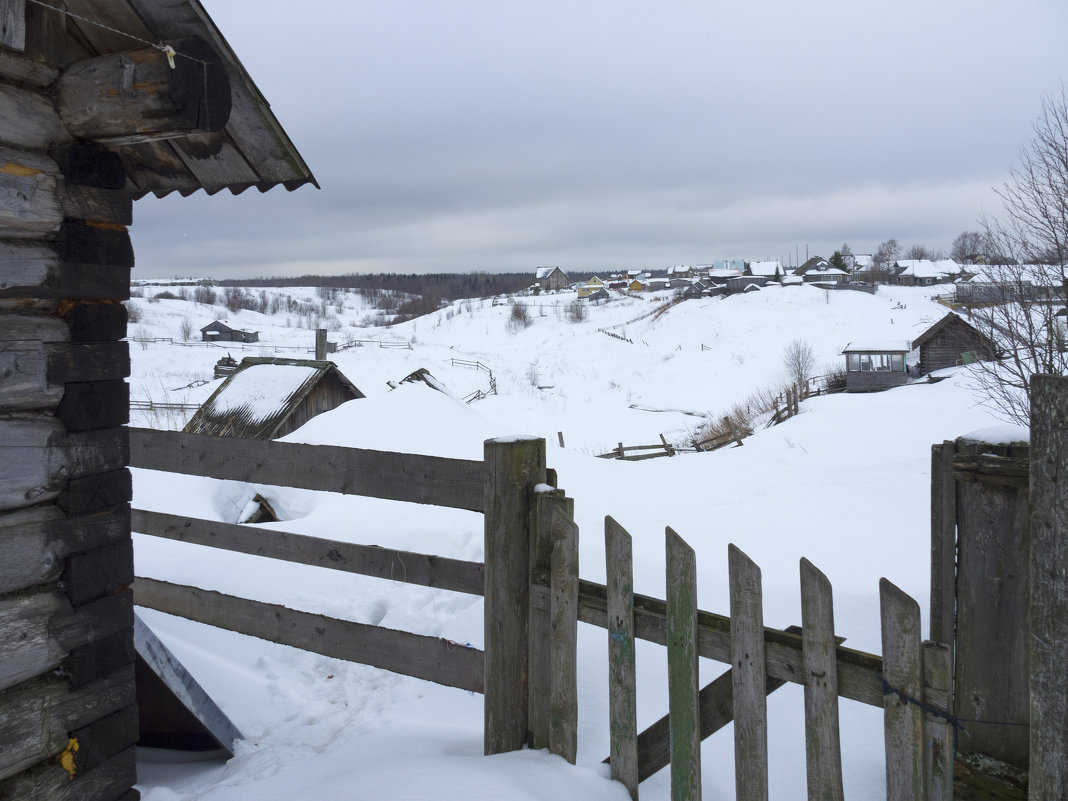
0,2,315,796
534,266,568,292
746,260,787,280
910,313,998,375
889,259,963,287
184,358,365,440
841,341,910,391
200,319,260,343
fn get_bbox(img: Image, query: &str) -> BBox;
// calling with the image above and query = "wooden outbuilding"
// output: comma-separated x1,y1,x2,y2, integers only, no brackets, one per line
200,319,259,343
841,341,910,392
184,358,364,440
0,2,315,797
534,266,568,291
911,312,998,375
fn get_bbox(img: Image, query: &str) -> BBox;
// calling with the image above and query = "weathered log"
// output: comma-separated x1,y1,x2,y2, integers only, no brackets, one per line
59,300,128,343
0,81,66,149
52,143,126,191
0,240,131,299
0,49,58,87
61,185,133,226
0,313,68,412
0,146,62,236
56,37,232,144
0,0,25,51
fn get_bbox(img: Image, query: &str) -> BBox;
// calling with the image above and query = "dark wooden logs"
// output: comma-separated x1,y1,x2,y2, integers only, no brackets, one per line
0,146,61,236
57,37,231,144
0,0,26,52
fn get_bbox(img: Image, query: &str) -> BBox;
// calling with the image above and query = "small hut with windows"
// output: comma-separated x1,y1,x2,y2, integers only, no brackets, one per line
841,341,910,392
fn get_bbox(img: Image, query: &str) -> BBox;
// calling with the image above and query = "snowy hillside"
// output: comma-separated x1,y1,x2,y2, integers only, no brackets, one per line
129,283,1005,800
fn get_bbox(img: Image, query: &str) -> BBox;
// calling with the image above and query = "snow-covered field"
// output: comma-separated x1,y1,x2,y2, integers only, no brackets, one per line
129,283,1010,800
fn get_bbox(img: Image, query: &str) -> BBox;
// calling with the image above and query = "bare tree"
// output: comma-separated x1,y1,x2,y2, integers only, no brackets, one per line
904,244,945,261
872,238,901,282
967,87,1068,424
179,317,194,341
782,339,817,389
951,230,986,264
506,300,533,333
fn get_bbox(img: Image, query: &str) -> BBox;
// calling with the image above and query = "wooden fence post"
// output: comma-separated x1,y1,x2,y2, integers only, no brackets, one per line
530,487,564,750
666,528,700,801
800,558,844,801
928,441,956,645
922,641,953,801
730,545,768,801
549,507,579,763
1029,374,1068,800
880,578,925,801
484,436,546,755
606,516,639,800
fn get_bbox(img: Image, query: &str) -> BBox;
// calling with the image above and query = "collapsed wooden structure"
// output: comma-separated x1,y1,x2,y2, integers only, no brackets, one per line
0,1,313,797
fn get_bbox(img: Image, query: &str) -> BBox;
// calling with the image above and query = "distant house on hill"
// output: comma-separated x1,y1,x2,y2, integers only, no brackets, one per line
911,313,998,375
535,266,569,291
184,357,364,440
890,259,963,287
201,319,260,343
747,261,786,279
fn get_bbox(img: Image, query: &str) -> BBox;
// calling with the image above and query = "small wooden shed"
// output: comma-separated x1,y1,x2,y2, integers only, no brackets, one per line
200,319,259,343
184,358,364,440
0,2,315,797
911,312,998,375
841,341,910,392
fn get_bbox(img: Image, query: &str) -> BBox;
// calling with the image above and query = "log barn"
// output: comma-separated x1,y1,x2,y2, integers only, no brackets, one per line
0,1,315,798
910,311,999,376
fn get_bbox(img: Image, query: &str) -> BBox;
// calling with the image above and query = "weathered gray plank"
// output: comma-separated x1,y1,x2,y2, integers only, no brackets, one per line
799,558,843,801
0,0,25,51
929,441,956,644
0,588,132,692
0,146,61,237
483,436,545,753
879,578,925,801
666,528,700,801
923,641,953,801
129,427,484,511
0,743,137,801
0,49,58,86
531,578,887,707
132,509,484,596
0,665,135,784
1029,374,1068,800
528,487,564,749
729,544,768,801
133,577,483,693
549,506,578,764
605,516,638,799
953,435,1030,767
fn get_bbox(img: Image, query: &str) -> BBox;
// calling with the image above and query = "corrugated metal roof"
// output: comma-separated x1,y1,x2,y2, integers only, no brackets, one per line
61,0,317,198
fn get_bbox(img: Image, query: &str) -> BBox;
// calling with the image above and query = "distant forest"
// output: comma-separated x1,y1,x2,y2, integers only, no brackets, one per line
218,272,596,300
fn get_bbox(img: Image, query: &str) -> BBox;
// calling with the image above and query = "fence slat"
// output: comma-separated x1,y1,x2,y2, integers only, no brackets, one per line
922,641,953,801
928,441,956,644
530,489,562,749
129,427,484,512
549,507,579,763
879,578,925,801
666,528,700,801
800,558,844,801
132,510,484,596
133,577,483,693
605,516,639,799
1029,373,1068,800
483,436,545,755
729,545,768,801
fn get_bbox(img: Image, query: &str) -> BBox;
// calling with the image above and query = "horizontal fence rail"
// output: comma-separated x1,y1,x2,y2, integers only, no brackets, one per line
129,428,484,512
134,578,484,693
132,510,485,596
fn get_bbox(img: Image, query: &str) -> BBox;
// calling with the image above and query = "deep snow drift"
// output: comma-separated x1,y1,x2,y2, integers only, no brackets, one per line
128,283,1007,800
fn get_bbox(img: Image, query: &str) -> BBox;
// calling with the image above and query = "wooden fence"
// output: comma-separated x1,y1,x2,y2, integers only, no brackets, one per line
127,427,960,801
595,435,676,461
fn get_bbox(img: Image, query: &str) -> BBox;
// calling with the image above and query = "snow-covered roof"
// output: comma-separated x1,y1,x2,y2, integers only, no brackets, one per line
707,268,743,278
842,341,910,353
748,261,784,277
535,266,562,279
893,259,962,278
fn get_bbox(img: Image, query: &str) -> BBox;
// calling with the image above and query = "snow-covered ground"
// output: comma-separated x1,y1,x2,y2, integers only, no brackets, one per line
129,283,1010,800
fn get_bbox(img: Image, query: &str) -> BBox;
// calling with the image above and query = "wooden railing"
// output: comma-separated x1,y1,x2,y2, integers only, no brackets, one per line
129,428,952,801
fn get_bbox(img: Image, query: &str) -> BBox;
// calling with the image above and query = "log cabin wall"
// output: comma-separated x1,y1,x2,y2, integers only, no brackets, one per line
2,7,134,800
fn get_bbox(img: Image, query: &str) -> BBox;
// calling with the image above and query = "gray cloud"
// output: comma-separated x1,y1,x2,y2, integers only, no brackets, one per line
131,0,1068,278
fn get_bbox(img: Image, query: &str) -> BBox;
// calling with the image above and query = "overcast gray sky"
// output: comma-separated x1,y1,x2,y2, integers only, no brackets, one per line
131,0,1068,279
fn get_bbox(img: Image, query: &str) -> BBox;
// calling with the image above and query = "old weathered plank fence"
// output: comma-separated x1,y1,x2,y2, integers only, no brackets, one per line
127,425,977,801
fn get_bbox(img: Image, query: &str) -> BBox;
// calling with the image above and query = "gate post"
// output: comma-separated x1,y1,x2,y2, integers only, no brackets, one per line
483,436,546,755
1029,374,1068,799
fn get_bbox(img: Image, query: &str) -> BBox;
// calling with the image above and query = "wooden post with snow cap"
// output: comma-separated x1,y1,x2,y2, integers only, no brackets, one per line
315,328,327,360
483,436,546,755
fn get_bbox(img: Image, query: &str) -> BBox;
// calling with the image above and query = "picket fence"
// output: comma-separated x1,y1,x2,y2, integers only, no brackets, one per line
129,429,951,801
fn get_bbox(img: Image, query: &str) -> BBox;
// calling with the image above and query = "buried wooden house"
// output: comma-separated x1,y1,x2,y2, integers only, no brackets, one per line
200,319,259,343
841,341,910,391
0,1,315,797
184,357,364,440
911,312,998,376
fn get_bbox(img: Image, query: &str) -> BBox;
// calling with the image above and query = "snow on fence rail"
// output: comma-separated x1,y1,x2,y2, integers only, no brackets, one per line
127,428,957,800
